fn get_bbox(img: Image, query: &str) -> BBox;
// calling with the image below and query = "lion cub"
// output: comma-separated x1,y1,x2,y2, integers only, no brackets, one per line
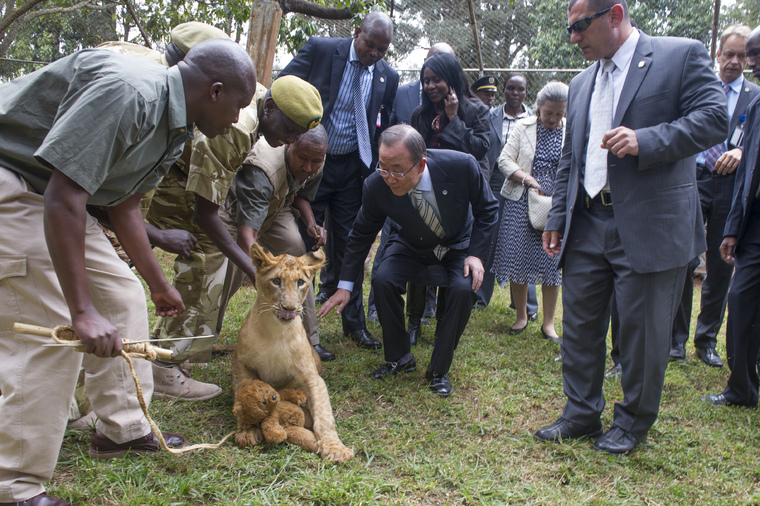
232,243,354,463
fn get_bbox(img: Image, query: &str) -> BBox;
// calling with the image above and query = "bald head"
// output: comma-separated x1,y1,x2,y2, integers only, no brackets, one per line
426,42,456,60
354,12,393,67
179,39,257,138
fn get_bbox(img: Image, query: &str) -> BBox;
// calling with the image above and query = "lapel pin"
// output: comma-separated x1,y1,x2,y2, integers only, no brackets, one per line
442,190,448,195
746,87,750,93
638,61,645,68
380,77,385,83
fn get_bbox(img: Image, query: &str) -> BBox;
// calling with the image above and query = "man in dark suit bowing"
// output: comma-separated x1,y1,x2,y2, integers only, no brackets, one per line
669,25,760,367
702,26,760,408
318,125,498,397
278,12,399,351
537,0,727,454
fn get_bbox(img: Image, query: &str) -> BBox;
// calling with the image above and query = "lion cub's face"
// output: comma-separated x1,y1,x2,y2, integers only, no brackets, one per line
250,243,325,323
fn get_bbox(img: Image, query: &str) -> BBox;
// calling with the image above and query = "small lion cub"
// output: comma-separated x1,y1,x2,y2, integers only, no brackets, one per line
232,243,354,463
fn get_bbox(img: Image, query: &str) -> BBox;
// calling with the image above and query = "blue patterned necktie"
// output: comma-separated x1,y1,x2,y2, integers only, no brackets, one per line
704,83,732,172
352,61,373,168
584,59,616,198
411,188,448,259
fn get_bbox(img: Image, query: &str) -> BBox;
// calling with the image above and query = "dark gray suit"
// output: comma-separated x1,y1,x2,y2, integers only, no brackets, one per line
390,80,420,125
340,149,498,375
546,32,727,436
720,94,760,406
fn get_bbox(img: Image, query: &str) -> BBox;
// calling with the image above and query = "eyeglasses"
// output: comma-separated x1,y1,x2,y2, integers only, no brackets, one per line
376,161,417,179
566,6,613,36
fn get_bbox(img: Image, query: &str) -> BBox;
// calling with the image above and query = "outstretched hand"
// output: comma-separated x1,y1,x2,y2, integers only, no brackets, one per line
317,288,350,317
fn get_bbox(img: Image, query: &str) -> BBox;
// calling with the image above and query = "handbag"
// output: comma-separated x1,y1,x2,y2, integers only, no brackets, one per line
527,186,553,232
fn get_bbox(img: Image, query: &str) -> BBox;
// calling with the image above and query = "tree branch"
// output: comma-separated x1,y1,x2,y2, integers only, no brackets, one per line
123,0,150,47
26,0,115,19
278,0,352,19
0,0,46,34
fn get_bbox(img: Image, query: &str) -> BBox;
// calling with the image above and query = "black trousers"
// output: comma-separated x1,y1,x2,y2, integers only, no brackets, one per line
300,151,367,333
722,199,760,406
372,242,475,375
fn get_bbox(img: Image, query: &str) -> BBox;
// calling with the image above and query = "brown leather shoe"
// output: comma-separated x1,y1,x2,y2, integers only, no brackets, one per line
88,430,187,459
0,492,72,506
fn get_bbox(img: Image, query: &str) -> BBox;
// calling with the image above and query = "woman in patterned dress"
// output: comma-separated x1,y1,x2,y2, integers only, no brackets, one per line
491,81,568,341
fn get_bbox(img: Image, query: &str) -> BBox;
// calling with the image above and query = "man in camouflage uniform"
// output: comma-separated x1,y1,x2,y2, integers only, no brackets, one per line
217,125,332,359
147,75,324,400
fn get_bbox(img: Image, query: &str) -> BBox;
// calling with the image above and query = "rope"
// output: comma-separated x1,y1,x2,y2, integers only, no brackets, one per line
49,324,235,454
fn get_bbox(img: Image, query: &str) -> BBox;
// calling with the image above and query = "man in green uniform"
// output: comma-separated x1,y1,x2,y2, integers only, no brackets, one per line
217,125,331,359
147,75,325,400
0,39,256,505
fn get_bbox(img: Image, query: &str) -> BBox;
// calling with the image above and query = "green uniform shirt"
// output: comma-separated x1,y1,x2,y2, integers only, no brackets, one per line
234,142,322,231
0,48,192,206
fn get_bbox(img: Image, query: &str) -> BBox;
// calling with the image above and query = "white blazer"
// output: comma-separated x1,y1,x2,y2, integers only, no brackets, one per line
498,115,565,201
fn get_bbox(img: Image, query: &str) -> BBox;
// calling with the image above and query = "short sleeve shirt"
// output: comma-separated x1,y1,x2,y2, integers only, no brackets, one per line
0,48,192,206
184,83,268,205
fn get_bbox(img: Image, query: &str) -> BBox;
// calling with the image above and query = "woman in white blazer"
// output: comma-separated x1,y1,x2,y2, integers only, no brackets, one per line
491,81,568,341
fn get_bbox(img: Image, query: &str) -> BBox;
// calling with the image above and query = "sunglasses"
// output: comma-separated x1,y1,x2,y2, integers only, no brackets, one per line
566,6,613,36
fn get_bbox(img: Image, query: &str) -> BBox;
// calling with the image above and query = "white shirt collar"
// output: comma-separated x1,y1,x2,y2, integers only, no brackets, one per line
725,75,743,94
412,164,433,193
605,28,640,76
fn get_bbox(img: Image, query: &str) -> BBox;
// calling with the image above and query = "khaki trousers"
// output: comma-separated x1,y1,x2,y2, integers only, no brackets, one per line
0,168,153,502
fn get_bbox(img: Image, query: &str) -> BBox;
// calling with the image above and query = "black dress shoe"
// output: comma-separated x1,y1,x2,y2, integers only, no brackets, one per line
314,344,336,362
669,343,686,362
534,417,603,442
366,308,378,323
407,317,422,346
371,353,416,379
426,371,453,397
509,323,528,335
314,291,331,304
696,347,724,367
701,393,755,407
345,328,382,349
541,326,560,344
593,426,643,455
0,493,73,506
604,363,622,379
528,312,538,322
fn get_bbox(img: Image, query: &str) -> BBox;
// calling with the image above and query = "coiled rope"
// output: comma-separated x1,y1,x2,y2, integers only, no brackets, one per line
14,322,234,454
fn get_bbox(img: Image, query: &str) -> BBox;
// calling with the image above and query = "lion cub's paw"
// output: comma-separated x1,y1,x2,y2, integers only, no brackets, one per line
320,440,354,464
235,427,263,448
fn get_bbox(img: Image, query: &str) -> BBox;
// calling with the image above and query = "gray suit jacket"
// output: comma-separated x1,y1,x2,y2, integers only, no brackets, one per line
725,94,760,244
390,79,420,125
546,32,728,273
727,78,760,151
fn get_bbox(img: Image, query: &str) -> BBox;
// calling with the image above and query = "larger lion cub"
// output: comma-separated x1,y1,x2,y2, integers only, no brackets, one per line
232,243,353,463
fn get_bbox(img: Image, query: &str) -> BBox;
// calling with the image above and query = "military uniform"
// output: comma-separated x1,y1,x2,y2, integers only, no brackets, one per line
147,83,268,363
217,141,323,345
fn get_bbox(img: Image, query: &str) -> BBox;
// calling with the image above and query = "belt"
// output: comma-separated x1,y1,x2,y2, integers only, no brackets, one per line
326,150,358,162
584,190,612,207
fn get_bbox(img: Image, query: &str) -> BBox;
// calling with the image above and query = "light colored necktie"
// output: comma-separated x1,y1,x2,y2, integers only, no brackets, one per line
704,83,732,172
584,59,616,198
352,61,373,168
411,188,448,259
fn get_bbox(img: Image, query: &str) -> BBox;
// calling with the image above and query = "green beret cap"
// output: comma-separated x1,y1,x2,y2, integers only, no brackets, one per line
170,22,229,54
472,75,499,92
270,76,323,130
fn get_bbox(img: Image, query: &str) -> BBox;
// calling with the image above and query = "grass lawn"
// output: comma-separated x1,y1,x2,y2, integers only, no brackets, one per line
50,250,760,505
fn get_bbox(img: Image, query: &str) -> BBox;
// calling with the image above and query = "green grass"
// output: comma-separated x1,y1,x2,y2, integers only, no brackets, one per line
51,251,760,505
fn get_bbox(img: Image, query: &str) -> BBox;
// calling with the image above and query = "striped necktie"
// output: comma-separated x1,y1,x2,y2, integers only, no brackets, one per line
352,61,373,168
411,188,448,259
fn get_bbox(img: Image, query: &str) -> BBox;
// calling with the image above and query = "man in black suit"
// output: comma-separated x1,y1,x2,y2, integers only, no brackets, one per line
537,0,726,454
319,125,498,397
703,26,760,408
669,24,760,367
278,12,399,350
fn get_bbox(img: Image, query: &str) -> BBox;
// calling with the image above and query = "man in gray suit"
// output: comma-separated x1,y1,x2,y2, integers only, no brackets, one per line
536,0,727,454
669,24,760,367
